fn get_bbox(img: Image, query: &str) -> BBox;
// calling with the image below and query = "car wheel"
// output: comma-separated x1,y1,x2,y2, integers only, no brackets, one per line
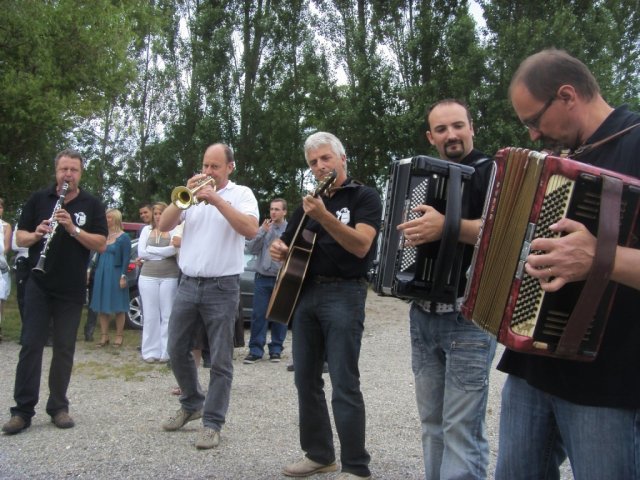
126,287,143,330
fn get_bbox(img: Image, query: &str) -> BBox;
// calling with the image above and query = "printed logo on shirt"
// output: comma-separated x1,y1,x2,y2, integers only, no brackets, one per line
74,212,87,227
336,207,350,224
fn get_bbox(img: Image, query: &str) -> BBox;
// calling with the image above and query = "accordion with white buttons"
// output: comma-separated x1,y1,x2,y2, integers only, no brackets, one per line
462,148,640,361
371,155,476,303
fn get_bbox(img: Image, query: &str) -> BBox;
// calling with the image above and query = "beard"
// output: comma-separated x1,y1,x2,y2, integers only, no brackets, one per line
443,140,465,160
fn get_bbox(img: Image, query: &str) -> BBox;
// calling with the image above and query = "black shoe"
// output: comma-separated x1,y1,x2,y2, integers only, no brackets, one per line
269,353,281,363
243,354,261,364
286,362,294,372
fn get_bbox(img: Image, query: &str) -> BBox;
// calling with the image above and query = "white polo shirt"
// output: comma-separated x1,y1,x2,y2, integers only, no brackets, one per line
178,181,258,278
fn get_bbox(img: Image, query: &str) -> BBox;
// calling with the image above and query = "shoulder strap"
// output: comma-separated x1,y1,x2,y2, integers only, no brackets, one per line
467,156,492,168
571,122,640,159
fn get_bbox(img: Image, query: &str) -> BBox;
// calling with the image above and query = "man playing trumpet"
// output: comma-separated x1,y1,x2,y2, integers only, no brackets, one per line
158,143,258,450
3,149,107,435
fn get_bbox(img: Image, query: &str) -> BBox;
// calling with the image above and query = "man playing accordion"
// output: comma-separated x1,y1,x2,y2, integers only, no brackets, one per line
496,49,640,480
397,99,497,480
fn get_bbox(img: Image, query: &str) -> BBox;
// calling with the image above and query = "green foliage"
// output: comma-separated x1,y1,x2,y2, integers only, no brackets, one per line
0,0,148,219
1,0,638,221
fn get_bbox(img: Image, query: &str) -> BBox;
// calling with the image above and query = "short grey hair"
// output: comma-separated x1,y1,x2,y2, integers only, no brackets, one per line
54,148,84,168
304,132,346,160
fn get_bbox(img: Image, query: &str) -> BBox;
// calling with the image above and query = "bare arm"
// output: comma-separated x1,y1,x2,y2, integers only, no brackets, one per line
245,221,269,254
3,222,12,253
201,188,259,239
612,246,640,290
158,204,183,232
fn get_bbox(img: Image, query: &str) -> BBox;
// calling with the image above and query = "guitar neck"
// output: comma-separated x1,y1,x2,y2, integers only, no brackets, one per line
289,212,312,249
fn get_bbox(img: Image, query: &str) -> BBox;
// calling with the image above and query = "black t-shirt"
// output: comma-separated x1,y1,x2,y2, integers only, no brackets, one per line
497,105,640,408
460,149,493,295
281,178,382,279
18,185,108,303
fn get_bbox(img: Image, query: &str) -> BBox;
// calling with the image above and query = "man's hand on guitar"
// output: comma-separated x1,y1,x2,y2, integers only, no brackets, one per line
302,194,329,221
524,218,596,292
270,238,289,262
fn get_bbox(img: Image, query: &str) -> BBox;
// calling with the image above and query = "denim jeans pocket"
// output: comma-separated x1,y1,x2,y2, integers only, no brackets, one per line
449,338,492,391
216,275,239,293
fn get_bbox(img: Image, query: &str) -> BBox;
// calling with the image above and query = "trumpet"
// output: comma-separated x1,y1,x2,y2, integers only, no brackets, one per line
171,176,216,209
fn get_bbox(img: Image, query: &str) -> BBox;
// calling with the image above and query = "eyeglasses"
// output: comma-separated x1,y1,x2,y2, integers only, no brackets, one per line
522,96,556,131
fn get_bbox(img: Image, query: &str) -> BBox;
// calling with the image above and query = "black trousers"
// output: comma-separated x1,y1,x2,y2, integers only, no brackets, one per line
14,257,30,343
11,278,83,421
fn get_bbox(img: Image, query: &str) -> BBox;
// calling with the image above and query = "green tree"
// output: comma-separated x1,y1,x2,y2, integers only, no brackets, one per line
0,0,146,216
372,0,488,161
479,0,640,154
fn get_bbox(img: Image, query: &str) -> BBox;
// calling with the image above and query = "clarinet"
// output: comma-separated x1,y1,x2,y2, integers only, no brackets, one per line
32,182,70,274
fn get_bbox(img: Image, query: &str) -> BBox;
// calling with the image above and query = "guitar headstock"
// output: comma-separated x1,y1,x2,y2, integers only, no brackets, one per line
313,170,338,197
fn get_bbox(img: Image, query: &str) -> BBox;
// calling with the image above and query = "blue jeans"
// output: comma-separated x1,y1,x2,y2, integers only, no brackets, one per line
292,279,371,477
11,277,84,420
167,275,239,431
248,274,287,357
496,375,640,480
410,304,496,480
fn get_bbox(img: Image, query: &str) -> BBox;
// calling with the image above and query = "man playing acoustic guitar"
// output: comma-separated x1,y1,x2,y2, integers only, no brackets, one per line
270,132,381,480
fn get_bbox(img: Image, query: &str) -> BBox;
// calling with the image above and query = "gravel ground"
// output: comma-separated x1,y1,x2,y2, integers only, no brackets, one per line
0,293,572,479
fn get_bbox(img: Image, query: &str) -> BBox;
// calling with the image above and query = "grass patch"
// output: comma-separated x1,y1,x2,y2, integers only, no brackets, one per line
72,358,166,382
2,286,170,381
1,289,22,341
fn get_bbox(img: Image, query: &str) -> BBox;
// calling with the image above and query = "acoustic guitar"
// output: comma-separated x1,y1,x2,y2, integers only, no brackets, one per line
266,170,337,325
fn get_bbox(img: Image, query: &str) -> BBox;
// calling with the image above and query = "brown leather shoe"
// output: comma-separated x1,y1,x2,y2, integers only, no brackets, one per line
51,411,75,429
2,415,29,435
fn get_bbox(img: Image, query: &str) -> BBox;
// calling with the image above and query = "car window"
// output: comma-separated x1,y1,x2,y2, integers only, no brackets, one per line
244,253,257,271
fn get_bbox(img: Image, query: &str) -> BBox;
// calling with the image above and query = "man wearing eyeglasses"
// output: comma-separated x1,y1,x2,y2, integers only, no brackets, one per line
496,49,640,479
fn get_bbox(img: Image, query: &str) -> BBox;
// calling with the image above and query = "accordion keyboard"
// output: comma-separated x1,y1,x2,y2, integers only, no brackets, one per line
512,175,573,336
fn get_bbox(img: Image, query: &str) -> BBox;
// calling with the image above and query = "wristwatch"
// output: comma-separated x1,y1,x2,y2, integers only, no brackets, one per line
70,226,81,238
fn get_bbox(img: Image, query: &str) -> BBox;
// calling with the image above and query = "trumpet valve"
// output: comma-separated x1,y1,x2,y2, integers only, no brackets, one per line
170,177,216,209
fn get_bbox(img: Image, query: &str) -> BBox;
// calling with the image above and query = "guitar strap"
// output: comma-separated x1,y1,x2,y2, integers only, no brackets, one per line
304,177,365,234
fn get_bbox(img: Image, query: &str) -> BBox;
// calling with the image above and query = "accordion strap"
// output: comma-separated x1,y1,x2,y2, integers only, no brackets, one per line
556,175,623,357
571,123,640,159
431,164,463,297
